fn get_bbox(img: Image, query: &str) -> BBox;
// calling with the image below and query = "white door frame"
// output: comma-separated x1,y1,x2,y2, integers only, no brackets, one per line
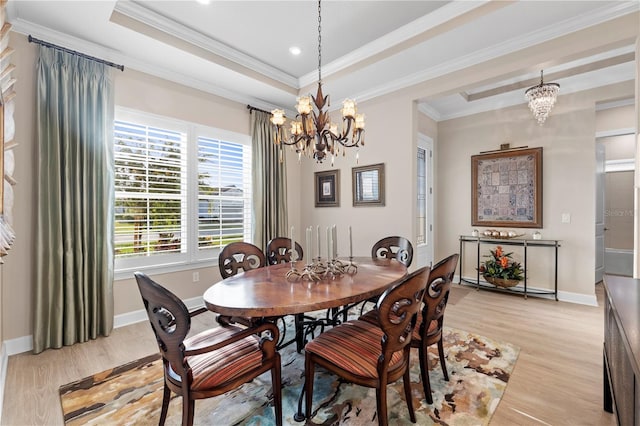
416,133,434,268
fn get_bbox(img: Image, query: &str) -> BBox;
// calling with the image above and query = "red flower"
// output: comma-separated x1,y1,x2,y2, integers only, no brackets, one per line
500,256,509,268
495,246,503,257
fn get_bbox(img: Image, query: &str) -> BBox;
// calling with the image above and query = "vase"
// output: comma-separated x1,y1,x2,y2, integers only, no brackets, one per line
483,274,521,288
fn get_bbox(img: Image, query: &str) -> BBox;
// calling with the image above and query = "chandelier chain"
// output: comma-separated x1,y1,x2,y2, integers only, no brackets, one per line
269,0,365,163
317,0,322,83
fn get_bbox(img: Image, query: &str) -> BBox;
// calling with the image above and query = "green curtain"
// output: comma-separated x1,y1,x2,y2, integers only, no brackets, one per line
250,109,288,251
33,46,115,354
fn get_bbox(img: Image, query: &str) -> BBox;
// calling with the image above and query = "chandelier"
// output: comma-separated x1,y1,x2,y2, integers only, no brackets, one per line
525,70,560,125
270,0,365,163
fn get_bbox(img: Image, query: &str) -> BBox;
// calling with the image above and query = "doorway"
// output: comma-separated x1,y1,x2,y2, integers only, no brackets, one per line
597,133,636,278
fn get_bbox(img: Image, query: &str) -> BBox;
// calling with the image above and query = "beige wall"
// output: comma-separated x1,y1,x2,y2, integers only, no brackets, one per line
297,92,416,262
2,33,301,340
596,104,635,133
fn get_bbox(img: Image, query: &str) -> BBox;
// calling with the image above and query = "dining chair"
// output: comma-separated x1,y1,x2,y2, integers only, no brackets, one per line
372,235,414,266
360,253,459,404
359,235,414,315
218,241,266,279
266,236,310,353
266,237,304,265
304,266,430,426
134,272,282,426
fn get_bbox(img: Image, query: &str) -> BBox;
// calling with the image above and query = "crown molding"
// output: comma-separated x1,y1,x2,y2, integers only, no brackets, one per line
417,103,441,122
112,0,299,89
10,18,297,118
596,98,635,111
342,2,639,115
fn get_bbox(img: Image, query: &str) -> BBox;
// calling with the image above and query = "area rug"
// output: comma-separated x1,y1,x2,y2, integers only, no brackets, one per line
60,327,519,425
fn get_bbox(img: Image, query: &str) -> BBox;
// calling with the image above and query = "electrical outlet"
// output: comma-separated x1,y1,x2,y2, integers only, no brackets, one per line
192,272,200,282
561,213,571,224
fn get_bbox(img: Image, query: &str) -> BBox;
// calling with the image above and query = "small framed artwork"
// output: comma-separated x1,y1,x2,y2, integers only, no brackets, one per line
352,163,385,207
471,147,542,228
315,169,340,207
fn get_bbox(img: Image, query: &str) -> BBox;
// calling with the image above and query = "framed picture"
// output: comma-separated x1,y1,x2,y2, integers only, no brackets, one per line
352,163,385,206
472,147,542,228
315,169,340,207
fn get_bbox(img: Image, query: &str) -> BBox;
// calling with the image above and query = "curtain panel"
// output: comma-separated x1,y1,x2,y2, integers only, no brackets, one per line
250,110,288,251
34,46,115,353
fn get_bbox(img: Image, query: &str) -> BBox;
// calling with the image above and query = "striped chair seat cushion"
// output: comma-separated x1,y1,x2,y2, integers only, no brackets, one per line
359,309,437,341
305,319,404,378
168,326,263,391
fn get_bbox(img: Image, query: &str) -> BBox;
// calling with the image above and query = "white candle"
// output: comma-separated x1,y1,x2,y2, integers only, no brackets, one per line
349,226,353,258
317,225,321,259
332,225,337,259
290,226,295,260
327,227,332,259
306,227,312,264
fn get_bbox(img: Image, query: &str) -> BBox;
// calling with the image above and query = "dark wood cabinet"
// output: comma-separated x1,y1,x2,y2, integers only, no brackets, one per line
603,275,640,425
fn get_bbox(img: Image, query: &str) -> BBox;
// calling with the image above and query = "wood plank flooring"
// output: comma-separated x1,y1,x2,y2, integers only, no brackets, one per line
1,283,616,425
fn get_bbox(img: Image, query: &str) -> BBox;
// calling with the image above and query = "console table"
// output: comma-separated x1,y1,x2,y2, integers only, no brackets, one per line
459,235,559,300
603,274,640,425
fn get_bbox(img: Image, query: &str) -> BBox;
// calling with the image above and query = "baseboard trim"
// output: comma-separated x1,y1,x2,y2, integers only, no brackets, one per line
3,296,205,357
557,291,598,306
0,342,7,425
454,275,598,306
113,296,204,328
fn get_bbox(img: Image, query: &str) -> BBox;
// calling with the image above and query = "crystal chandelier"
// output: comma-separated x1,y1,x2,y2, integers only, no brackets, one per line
525,70,560,125
271,0,365,163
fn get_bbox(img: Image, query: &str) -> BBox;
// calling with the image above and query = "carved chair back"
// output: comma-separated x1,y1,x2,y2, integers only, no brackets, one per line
266,237,304,265
371,236,414,267
218,242,266,279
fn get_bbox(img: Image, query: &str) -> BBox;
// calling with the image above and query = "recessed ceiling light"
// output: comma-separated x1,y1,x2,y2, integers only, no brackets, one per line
196,0,211,5
289,46,301,56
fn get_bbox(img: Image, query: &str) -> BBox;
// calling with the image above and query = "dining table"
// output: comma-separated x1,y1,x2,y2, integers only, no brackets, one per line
203,256,408,319
202,256,408,422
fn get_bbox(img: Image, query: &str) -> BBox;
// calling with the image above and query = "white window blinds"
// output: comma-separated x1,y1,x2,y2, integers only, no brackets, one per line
197,136,252,250
114,121,187,258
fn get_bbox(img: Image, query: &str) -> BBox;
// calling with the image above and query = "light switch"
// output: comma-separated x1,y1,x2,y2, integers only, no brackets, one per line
561,213,571,224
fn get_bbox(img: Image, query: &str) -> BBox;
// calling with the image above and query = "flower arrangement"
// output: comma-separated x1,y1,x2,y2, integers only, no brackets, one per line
478,246,523,282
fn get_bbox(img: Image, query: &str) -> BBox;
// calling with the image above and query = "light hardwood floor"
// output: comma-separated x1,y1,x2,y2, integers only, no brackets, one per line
1,283,616,425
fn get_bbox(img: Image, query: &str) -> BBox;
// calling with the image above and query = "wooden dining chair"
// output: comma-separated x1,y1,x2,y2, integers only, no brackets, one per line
134,272,282,426
360,253,459,404
266,237,304,265
304,266,430,426
359,235,414,315
218,241,266,279
266,236,310,352
371,236,414,266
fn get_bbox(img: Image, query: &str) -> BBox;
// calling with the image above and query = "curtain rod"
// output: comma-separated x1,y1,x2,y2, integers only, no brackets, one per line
247,105,271,115
28,35,124,72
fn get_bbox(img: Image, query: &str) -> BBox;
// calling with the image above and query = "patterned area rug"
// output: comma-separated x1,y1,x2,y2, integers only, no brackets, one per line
60,327,518,425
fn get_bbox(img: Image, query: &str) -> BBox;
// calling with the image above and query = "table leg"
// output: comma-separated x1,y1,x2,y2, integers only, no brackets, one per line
294,380,307,422
524,243,528,299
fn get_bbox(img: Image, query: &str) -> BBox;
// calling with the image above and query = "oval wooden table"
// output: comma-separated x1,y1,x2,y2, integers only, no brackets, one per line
203,256,408,423
203,256,408,318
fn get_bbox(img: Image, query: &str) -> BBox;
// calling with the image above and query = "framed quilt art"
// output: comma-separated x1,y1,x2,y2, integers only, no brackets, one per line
471,147,542,228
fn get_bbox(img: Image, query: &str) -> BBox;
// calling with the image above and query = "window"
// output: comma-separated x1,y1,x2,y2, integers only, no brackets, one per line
197,136,252,250
415,134,434,268
114,108,251,278
416,147,427,245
